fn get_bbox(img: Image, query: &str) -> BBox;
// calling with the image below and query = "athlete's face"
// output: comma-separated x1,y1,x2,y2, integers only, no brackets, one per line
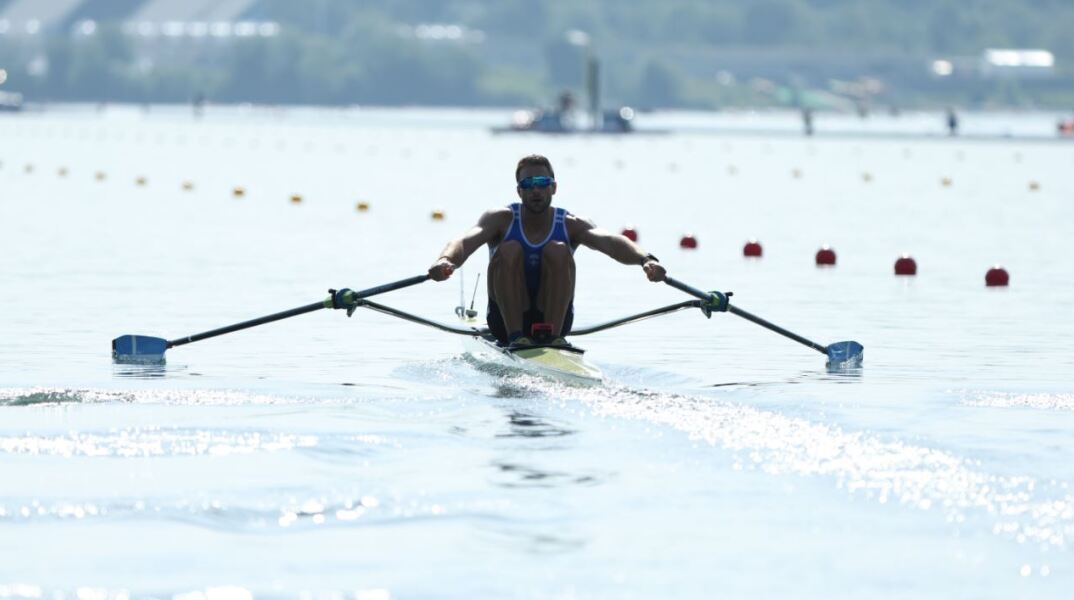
516,165,556,214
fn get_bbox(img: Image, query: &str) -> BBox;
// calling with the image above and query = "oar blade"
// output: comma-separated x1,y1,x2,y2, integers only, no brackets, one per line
112,335,169,364
826,341,863,367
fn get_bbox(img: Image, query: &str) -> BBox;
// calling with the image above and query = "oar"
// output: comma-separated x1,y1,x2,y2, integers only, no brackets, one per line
112,274,430,364
664,277,864,366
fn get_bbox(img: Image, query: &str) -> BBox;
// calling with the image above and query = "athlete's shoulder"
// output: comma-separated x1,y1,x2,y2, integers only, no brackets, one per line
565,212,596,229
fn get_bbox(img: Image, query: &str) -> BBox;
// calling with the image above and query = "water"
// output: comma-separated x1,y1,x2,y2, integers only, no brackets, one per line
1,105,1073,598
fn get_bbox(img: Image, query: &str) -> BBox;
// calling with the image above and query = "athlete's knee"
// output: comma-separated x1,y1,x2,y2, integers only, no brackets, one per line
542,241,572,267
492,240,524,266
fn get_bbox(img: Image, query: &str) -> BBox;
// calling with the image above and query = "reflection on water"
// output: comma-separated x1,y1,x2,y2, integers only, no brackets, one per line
497,411,574,438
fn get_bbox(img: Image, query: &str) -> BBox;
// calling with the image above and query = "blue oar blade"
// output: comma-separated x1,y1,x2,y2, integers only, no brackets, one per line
826,341,863,367
112,335,169,364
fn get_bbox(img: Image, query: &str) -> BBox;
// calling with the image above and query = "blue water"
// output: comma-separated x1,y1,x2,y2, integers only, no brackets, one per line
1,105,1073,598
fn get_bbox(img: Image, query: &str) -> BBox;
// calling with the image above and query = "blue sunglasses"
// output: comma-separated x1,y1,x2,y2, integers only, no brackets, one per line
518,176,554,189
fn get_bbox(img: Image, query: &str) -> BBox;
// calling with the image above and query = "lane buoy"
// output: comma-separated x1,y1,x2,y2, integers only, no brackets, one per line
985,265,1009,287
181,181,194,191
792,168,802,179
941,177,952,187
232,186,245,198
743,239,763,257
24,164,33,174
894,254,917,275
95,171,106,181
135,176,147,186
1028,181,1040,191
621,226,638,242
862,172,873,182
356,201,370,212
815,245,837,266
679,234,698,249
431,209,445,221
58,167,68,177
290,194,303,204
727,165,738,176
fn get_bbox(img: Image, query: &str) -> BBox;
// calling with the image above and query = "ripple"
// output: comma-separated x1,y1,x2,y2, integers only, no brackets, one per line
0,387,313,407
524,382,1074,551
962,391,1074,412
0,428,321,458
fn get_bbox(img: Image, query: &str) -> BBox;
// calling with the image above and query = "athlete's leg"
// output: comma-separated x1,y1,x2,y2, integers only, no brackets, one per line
488,240,529,337
535,241,575,336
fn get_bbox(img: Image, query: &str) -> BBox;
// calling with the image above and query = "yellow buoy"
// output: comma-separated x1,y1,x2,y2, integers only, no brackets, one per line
232,186,245,198
941,177,952,187
356,201,370,212
181,181,194,191
135,176,147,186
290,194,303,204
431,209,445,221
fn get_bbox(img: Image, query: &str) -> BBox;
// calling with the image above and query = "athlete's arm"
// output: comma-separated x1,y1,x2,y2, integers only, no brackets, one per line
567,215,666,282
428,209,511,281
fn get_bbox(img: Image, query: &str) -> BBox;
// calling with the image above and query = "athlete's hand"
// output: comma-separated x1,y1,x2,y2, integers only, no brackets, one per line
643,260,666,282
428,258,456,281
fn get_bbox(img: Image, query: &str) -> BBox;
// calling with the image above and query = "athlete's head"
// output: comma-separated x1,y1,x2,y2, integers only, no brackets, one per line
515,154,556,214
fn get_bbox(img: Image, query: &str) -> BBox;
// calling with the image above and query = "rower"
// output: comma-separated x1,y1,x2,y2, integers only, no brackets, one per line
428,154,666,349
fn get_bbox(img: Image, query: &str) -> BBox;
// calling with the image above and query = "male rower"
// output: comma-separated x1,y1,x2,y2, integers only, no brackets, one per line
428,154,666,349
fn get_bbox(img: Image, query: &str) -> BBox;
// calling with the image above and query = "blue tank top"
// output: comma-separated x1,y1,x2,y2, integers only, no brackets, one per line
491,203,573,294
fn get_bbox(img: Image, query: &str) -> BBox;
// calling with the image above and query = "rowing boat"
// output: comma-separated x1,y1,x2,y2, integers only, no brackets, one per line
110,274,864,373
456,311,603,385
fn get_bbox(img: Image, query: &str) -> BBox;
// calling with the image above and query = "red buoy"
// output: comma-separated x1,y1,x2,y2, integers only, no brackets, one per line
985,265,1009,287
743,239,763,257
815,245,836,266
679,234,698,249
621,226,638,242
894,254,917,275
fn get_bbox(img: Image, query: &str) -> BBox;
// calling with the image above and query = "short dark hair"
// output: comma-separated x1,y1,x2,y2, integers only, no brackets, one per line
515,154,555,181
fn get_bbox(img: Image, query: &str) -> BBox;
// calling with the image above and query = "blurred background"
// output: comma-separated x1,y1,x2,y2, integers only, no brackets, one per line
1,0,1073,113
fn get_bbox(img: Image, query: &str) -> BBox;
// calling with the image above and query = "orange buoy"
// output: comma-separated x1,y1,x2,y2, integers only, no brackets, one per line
679,234,698,249
815,245,837,266
356,201,370,212
894,254,917,275
985,265,1009,287
431,209,445,221
743,239,763,257
232,186,245,198
621,226,638,242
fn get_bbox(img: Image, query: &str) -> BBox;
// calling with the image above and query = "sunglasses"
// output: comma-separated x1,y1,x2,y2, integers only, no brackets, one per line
518,176,554,189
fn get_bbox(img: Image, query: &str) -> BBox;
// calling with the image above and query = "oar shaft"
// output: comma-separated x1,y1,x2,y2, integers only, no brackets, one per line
167,274,430,349
726,305,827,355
663,276,827,355
167,302,326,348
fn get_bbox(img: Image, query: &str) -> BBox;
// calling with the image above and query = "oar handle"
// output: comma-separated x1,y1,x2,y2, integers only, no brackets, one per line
664,277,828,355
167,274,430,348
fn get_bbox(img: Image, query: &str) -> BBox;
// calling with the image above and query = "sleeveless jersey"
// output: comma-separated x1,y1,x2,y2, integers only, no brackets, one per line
490,203,573,294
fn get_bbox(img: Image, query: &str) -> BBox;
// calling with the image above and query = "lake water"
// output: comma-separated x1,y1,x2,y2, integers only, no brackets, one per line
1,105,1073,599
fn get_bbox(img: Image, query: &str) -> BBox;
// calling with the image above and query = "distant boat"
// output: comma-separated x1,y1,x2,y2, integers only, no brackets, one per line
491,105,663,135
1059,118,1074,137
0,90,23,113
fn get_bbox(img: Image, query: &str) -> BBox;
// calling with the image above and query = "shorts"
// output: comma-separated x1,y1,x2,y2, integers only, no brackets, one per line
487,299,574,345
